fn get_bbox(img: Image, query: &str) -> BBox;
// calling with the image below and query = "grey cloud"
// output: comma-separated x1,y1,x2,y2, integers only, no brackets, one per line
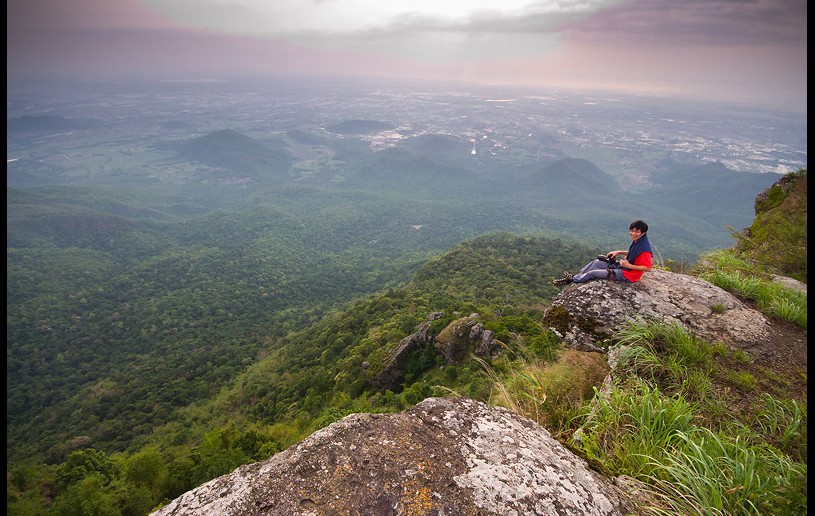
562,0,807,45
288,9,584,44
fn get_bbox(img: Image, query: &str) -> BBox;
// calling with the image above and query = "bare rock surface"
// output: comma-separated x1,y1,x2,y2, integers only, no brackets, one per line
543,269,770,355
771,274,807,294
152,397,637,516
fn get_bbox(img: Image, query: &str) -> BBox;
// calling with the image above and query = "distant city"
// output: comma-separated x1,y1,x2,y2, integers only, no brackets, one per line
6,79,807,191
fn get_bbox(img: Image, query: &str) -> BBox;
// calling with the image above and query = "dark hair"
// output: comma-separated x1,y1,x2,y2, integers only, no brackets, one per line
630,220,648,233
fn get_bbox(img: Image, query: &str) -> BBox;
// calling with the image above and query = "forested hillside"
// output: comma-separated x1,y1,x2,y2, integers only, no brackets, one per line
7,170,807,515
11,152,776,469
7,229,594,514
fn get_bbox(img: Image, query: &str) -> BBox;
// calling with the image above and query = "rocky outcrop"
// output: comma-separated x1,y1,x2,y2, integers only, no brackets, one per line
369,321,433,390
434,313,487,363
152,397,639,516
371,313,497,390
543,269,769,354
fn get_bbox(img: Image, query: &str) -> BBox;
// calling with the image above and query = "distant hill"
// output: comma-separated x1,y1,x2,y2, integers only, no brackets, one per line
349,147,476,196
165,129,293,179
511,158,627,221
327,119,395,135
400,134,473,159
525,158,618,194
7,115,103,133
515,158,623,210
647,162,779,222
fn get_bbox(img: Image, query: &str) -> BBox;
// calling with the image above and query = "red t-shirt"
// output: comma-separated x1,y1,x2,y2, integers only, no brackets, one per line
622,251,652,282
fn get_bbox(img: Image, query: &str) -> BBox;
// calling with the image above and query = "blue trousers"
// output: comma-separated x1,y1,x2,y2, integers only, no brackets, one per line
571,259,629,283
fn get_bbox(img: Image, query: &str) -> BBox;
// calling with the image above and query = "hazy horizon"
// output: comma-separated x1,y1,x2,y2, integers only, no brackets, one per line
7,0,807,114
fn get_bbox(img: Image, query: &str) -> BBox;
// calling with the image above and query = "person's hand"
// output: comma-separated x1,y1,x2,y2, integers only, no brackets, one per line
619,258,630,268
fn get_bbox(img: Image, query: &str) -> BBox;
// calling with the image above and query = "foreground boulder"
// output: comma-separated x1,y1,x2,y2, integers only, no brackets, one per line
543,269,769,353
152,397,638,515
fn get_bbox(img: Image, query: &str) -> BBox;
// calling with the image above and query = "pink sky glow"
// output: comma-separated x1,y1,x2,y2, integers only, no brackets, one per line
7,0,807,112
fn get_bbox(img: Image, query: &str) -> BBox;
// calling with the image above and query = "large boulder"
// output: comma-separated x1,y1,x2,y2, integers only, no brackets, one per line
543,269,769,354
152,397,639,516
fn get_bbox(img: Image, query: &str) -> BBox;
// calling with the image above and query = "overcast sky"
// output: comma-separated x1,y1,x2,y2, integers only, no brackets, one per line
7,0,807,112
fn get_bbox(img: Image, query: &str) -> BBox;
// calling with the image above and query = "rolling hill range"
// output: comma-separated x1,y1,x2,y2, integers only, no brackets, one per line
156,129,780,258
647,162,782,219
160,129,293,180
6,116,780,259
4,125,789,471
348,147,482,196
5,167,786,462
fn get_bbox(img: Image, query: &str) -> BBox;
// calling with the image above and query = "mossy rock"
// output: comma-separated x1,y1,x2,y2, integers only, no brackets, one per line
543,305,572,335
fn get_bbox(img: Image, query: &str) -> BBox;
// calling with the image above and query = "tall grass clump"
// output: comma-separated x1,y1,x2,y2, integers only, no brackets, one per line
698,248,759,273
615,318,712,367
702,269,807,328
643,428,807,515
476,339,608,432
752,393,807,461
574,381,807,515
568,318,807,515
767,294,807,328
575,380,695,478
695,249,807,329
613,318,714,399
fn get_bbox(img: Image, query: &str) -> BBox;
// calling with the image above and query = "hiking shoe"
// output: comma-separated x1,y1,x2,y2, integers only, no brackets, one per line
552,272,573,286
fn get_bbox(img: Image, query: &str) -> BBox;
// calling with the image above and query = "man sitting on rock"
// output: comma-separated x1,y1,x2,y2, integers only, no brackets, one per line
553,220,653,286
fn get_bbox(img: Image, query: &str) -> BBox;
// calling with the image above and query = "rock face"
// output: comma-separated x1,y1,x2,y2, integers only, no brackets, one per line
434,314,486,363
369,321,433,390
152,397,637,516
371,313,497,390
543,269,769,354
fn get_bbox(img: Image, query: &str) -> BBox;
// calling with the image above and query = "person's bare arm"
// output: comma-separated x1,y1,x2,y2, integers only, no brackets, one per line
618,259,651,271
